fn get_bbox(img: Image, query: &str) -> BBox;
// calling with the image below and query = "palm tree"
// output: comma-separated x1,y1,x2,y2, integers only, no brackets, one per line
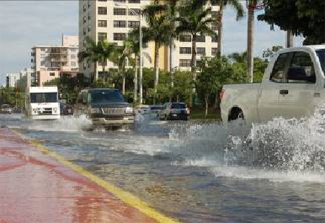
246,0,261,83
214,0,244,57
110,44,134,95
175,2,217,74
78,37,116,83
78,37,101,82
97,40,117,77
142,3,174,94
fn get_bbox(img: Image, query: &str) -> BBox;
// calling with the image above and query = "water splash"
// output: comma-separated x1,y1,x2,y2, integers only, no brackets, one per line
170,110,325,182
25,115,92,132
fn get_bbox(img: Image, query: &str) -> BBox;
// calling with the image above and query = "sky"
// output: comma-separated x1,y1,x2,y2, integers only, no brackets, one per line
0,0,304,85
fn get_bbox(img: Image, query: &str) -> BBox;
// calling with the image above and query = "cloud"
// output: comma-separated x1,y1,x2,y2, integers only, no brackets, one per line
0,0,78,84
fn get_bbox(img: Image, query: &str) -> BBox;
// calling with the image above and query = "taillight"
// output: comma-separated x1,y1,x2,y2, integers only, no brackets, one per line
220,89,225,100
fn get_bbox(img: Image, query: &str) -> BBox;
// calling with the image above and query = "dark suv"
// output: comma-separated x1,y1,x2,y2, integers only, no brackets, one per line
74,88,134,128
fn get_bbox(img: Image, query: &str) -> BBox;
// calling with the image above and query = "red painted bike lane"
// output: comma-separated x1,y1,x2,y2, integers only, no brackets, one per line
0,129,177,223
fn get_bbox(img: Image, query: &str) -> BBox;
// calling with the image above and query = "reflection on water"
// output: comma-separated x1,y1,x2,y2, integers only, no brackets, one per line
1,113,325,223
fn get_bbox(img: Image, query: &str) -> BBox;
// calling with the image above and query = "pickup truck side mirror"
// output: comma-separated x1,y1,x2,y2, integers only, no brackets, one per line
287,67,315,83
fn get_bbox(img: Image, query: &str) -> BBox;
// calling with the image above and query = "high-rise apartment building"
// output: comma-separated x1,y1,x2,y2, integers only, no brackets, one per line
79,0,219,78
31,35,79,86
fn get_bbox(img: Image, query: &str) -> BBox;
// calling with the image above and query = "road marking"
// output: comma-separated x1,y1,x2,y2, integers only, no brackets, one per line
12,130,180,223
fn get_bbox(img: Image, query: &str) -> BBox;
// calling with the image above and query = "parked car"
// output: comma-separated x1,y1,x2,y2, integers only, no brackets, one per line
0,104,12,114
149,104,163,118
60,102,73,115
220,45,325,124
159,102,190,120
74,88,134,129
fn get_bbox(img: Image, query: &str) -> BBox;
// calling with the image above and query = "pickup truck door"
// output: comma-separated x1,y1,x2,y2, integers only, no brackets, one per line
278,51,318,119
257,53,291,122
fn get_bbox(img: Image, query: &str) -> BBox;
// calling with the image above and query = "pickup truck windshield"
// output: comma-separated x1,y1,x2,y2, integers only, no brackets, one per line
30,93,58,103
89,90,124,103
316,49,325,74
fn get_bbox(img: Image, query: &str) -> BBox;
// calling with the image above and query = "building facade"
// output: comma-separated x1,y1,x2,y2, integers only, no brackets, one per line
31,35,79,86
6,73,21,88
79,0,219,78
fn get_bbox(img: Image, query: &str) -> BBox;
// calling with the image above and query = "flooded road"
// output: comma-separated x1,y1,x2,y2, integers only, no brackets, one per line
1,113,325,223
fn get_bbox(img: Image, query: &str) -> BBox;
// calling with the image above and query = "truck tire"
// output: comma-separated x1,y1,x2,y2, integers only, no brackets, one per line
228,107,244,122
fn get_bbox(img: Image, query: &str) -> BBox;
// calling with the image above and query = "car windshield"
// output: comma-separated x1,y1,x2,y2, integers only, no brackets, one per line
171,103,186,109
30,93,58,103
150,106,162,110
316,49,325,74
89,90,124,103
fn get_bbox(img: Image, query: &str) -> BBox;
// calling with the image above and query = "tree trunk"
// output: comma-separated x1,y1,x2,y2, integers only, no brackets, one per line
191,35,197,75
190,35,197,107
247,5,255,83
94,62,98,83
154,43,160,93
134,56,138,101
286,30,293,48
217,3,223,58
169,39,174,103
205,95,209,119
122,69,126,95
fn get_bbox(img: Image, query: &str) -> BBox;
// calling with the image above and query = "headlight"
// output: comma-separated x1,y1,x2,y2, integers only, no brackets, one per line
53,107,58,114
32,108,38,114
125,107,134,114
90,108,101,114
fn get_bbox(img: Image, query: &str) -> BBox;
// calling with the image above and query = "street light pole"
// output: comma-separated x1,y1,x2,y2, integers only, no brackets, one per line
114,2,143,104
139,15,143,104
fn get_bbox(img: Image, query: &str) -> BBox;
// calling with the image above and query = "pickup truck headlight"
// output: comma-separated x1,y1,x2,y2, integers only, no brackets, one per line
125,107,134,114
90,108,101,114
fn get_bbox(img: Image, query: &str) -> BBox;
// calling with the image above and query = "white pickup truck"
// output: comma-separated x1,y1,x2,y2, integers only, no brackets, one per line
220,45,325,124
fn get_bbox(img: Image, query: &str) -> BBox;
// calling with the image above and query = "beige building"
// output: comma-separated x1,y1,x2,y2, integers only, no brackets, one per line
79,0,219,78
31,35,79,86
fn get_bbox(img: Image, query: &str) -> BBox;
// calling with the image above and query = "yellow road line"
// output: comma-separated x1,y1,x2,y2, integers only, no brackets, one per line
12,130,180,223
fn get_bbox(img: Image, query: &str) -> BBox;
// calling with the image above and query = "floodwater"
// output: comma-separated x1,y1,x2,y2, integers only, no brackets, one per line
1,112,325,223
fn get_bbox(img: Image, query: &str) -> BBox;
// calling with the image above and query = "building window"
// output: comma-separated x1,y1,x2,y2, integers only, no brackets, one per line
98,20,107,27
71,62,77,67
114,0,126,2
114,8,126,15
113,33,126,41
128,21,139,28
180,47,191,54
195,35,206,42
50,72,55,77
114,20,126,28
83,16,87,24
197,47,206,55
129,0,140,3
41,61,45,66
98,32,107,41
98,7,107,15
98,0,107,1
211,35,217,42
179,59,191,67
211,48,218,56
128,8,141,15
71,54,77,59
179,35,191,42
